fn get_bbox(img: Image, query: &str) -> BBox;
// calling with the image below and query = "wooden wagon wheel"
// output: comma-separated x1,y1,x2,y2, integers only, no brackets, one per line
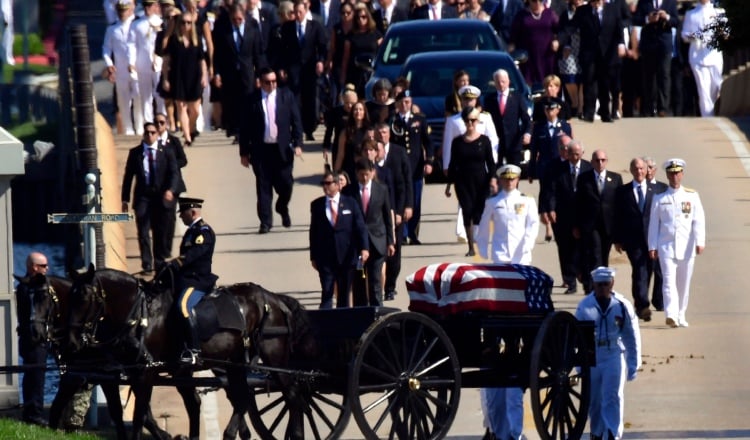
348,312,461,440
529,311,591,440
248,377,350,440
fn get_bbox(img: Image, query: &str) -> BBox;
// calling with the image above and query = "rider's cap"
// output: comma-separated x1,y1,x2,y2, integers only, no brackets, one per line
178,197,204,211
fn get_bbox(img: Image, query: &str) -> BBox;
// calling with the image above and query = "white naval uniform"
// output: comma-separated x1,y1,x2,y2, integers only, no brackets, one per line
128,13,164,128
0,0,13,65
443,110,499,240
681,2,723,117
647,185,705,324
103,14,138,135
575,292,641,440
476,188,539,265
476,188,539,439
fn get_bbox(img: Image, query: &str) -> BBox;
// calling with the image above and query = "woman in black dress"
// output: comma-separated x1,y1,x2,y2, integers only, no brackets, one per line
162,12,208,146
326,2,355,93
445,106,496,256
340,3,382,97
334,100,371,180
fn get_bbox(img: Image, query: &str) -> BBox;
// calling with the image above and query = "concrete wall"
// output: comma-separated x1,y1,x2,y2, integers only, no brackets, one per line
718,66,750,117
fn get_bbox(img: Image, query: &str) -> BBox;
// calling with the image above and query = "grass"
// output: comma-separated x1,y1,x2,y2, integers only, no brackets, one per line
0,417,105,439
6,120,59,146
1,63,58,85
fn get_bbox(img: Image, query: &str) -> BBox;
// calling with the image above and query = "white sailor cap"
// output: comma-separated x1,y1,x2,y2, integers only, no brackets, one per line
116,0,133,11
497,164,521,179
591,266,616,283
458,85,481,99
663,158,686,173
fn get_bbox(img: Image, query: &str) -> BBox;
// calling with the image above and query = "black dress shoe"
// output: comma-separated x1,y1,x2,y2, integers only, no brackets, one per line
282,214,291,228
564,287,577,294
384,291,396,301
409,237,421,245
259,224,271,234
142,263,153,272
465,249,476,257
601,116,614,123
23,416,47,426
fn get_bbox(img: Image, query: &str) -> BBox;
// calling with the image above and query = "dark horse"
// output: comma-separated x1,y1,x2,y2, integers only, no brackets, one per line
24,273,169,439
65,266,318,440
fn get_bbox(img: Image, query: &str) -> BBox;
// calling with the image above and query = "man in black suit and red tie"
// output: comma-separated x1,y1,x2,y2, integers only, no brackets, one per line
485,68,531,167
346,158,395,306
540,139,592,294
239,67,304,234
614,157,658,321
278,0,328,140
310,170,370,309
409,0,459,20
122,122,181,272
560,0,625,123
574,149,623,292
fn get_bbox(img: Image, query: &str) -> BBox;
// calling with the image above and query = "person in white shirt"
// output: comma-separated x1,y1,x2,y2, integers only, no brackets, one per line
128,0,165,132
103,0,139,135
681,0,723,116
647,158,705,328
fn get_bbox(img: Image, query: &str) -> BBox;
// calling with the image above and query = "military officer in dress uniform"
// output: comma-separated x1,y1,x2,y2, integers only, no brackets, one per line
575,267,641,440
128,0,164,129
647,158,705,328
475,164,539,440
103,0,138,135
390,89,435,245
167,197,218,364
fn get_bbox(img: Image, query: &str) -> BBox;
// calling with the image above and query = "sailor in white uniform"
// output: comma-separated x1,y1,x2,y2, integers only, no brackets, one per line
575,266,641,440
128,0,164,128
681,0,724,116
648,158,705,328
103,0,138,135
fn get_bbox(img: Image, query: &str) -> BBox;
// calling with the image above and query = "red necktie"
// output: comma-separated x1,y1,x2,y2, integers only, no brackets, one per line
361,185,369,215
330,198,337,225
500,93,506,115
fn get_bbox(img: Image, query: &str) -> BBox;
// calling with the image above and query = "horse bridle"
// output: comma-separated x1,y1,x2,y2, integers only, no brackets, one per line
70,276,107,348
31,280,61,345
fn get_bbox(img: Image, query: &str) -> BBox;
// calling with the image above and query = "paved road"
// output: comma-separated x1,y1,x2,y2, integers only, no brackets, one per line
109,115,750,439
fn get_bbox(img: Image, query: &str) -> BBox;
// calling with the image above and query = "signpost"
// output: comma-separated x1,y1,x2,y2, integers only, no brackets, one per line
47,212,133,224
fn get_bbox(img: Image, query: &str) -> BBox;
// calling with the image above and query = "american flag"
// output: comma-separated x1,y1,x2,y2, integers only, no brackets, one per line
406,263,554,315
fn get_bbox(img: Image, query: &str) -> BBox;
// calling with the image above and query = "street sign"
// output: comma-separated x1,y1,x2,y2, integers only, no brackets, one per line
47,213,134,224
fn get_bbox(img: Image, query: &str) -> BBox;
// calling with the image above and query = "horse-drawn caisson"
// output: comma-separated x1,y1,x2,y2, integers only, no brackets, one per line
29,262,594,440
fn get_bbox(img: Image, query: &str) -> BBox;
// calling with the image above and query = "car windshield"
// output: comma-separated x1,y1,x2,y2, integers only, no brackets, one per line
379,30,500,66
403,57,525,99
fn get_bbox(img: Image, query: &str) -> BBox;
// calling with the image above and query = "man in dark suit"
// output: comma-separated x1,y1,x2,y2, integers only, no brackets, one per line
373,0,409,34
488,0,523,46
155,112,188,255
560,0,625,123
634,0,678,117
574,149,623,292
390,90,434,245
409,0,458,20
376,123,413,301
310,0,341,31
485,68,531,167
247,0,279,52
278,0,328,140
122,122,181,272
614,157,658,321
310,171,370,309
213,3,266,139
239,67,304,234
644,155,667,311
346,158,395,306
541,139,592,294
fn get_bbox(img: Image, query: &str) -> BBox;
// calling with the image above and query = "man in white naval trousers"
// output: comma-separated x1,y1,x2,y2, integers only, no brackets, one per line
442,85,499,242
648,158,705,328
575,267,641,440
681,0,723,117
476,164,539,440
103,0,138,135
128,0,165,129
0,0,14,66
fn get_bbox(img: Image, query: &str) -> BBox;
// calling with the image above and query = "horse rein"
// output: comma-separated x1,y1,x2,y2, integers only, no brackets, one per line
30,279,61,345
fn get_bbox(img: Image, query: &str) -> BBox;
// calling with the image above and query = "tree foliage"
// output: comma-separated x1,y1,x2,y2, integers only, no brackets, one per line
707,0,750,53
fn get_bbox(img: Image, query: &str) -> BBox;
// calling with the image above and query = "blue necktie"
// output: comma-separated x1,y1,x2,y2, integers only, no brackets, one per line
637,185,645,212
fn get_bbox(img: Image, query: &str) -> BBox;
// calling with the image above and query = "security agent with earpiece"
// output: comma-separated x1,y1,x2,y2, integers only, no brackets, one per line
167,197,218,365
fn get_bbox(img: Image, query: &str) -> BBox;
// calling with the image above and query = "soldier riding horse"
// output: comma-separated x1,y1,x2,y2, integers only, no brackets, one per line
63,266,317,440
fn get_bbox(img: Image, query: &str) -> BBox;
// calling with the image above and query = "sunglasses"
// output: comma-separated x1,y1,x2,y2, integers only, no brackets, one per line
156,120,167,125
321,180,336,186
466,118,478,123
342,10,353,15
593,158,608,162
35,263,48,268
146,130,158,135
262,79,277,85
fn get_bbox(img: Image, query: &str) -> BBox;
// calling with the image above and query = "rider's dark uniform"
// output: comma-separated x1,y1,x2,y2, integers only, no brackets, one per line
170,198,217,363
15,275,50,425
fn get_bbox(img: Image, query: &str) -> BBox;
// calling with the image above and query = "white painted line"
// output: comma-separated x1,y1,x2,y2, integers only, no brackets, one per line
196,370,222,439
714,119,750,176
